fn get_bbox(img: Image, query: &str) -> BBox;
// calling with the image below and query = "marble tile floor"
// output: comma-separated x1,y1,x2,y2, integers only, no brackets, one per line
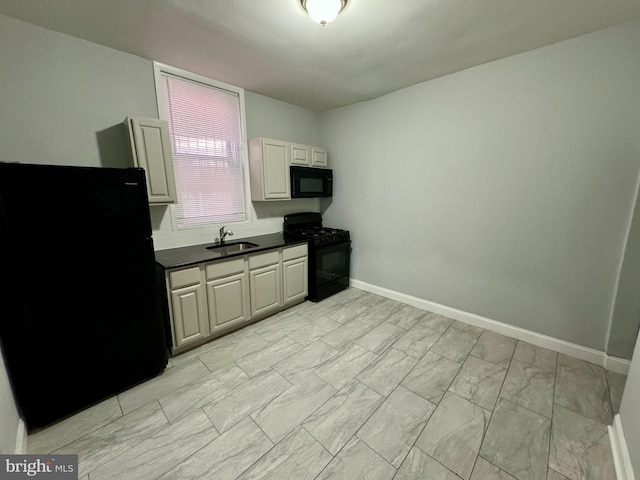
27,288,627,480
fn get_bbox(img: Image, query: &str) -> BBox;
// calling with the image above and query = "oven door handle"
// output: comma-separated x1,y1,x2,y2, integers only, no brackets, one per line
314,240,351,250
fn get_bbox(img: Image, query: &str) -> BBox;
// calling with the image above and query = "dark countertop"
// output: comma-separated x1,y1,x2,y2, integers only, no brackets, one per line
155,232,308,269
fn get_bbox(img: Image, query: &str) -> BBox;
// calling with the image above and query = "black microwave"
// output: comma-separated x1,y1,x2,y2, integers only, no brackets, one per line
290,166,333,198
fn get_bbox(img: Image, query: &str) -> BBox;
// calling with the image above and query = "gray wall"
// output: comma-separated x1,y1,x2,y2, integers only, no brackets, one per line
619,332,640,475
245,91,321,146
320,20,640,352
0,14,158,169
608,183,640,359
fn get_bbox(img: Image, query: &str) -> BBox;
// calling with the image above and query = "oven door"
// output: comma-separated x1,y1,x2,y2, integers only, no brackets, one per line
290,166,333,198
310,240,351,301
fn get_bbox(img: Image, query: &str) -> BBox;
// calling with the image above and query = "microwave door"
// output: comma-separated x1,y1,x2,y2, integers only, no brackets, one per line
291,166,333,198
299,176,325,196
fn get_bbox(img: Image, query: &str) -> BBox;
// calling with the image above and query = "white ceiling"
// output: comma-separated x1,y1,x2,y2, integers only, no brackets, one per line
1,0,639,111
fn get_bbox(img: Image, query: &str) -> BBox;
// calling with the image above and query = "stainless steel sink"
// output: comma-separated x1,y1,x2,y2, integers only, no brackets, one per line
206,242,259,254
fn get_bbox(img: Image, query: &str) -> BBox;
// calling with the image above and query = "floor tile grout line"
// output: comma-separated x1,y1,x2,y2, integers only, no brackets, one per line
197,414,276,480
52,398,167,457
302,376,385,450
295,375,391,468
159,362,255,424
494,394,555,421
76,400,169,479
444,389,494,420
194,369,287,431
30,398,124,455
554,358,615,425
105,407,221,480
547,352,560,480
386,320,462,405
320,315,380,350
300,423,338,460
429,389,494,480
492,337,519,410
479,455,517,478
233,338,305,377
248,370,335,443
469,337,518,478
354,381,440,475
390,320,448,358
171,333,240,365
550,402,613,427
354,432,399,472
352,432,400,473
347,350,445,474
313,348,380,390
410,441,466,479
602,366,617,420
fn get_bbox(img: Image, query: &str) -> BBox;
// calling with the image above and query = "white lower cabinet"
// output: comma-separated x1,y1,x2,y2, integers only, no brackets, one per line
206,258,250,333
165,243,306,353
168,267,208,348
249,251,282,318
283,244,308,305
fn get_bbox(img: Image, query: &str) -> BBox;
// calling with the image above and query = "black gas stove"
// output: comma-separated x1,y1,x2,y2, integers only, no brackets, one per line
286,227,350,246
284,212,351,302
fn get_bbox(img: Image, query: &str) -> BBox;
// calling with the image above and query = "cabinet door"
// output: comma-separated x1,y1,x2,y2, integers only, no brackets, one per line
128,117,177,204
170,283,208,348
262,139,291,199
283,256,308,305
249,263,282,317
207,271,250,332
311,147,328,168
290,143,311,166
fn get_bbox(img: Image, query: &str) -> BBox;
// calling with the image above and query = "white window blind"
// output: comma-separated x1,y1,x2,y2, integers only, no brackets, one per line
157,71,246,228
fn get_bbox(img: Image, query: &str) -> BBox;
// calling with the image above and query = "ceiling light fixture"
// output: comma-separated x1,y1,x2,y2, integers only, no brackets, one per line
301,0,347,26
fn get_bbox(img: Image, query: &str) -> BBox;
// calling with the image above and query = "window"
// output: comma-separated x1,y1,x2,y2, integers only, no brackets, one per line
154,63,248,228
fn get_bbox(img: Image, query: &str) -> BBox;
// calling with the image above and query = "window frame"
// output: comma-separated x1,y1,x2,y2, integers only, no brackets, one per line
152,61,252,231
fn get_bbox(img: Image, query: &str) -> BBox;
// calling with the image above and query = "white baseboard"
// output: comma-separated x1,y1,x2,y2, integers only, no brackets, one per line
609,414,636,480
350,279,631,374
605,356,632,375
14,418,26,454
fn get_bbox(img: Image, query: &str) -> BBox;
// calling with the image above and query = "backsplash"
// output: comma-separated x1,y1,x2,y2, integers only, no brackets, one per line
151,198,320,250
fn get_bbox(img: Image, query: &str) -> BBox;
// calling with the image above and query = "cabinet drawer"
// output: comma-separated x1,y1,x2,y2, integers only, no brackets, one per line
283,244,308,261
248,251,280,270
205,258,245,280
169,266,201,289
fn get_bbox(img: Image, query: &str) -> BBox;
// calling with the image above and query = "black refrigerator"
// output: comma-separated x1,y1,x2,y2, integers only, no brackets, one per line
0,162,169,432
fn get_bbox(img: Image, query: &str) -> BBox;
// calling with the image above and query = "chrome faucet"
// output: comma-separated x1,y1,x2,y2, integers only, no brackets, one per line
219,226,233,244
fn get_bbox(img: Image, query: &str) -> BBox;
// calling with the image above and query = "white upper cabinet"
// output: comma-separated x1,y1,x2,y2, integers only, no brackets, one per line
249,137,330,201
290,143,311,166
126,116,177,204
249,137,291,201
311,147,328,168
288,143,328,168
